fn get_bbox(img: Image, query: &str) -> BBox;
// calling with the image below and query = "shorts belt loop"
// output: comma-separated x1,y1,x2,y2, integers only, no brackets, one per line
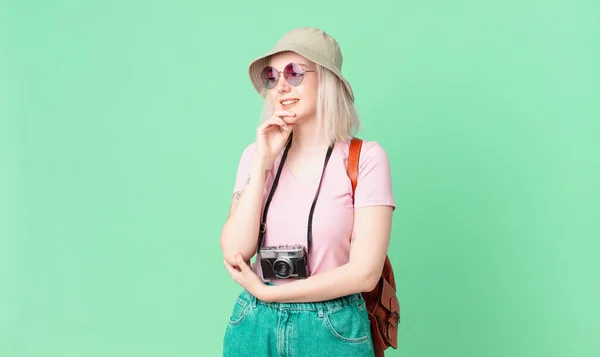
318,309,324,318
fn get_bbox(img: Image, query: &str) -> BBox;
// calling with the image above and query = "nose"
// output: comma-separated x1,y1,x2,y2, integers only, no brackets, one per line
276,74,291,94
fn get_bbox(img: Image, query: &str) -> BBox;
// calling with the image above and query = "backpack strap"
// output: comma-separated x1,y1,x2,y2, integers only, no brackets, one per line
348,137,363,202
348,137,400,356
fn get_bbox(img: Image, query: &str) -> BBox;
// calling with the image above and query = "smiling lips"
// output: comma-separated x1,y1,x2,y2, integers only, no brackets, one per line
280,98,300,109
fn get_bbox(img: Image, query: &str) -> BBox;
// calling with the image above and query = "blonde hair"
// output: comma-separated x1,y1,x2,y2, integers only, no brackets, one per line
260,63,361,144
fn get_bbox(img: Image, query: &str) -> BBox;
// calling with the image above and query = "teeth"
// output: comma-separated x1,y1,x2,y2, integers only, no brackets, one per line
282,99,299,105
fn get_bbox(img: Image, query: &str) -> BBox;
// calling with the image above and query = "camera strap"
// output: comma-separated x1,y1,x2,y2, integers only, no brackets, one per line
256,131,334,259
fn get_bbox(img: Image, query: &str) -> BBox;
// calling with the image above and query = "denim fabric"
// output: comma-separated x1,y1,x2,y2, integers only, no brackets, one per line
222,284,375,357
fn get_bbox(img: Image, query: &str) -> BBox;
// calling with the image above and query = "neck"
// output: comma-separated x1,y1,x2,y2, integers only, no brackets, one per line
289,118,331,155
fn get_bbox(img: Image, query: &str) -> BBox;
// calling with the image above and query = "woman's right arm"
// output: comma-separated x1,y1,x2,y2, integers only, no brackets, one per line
220,156,271,267
219,111,296,267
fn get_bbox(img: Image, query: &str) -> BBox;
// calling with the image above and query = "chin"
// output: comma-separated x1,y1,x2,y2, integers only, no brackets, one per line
284,115,301,125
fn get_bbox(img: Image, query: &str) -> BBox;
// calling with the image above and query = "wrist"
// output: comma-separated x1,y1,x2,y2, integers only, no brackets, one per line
251,157,273,179
257,283,275,302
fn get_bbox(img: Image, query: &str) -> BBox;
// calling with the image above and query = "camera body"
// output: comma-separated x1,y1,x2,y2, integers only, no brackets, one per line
259,244,310,279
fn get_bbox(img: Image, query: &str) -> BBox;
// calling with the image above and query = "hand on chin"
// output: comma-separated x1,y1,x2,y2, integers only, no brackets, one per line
279,110,300,125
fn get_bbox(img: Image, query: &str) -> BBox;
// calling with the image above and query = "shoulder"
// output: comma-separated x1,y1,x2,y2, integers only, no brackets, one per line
232,141,259,191
360,140,389,160
237,141,258,161
338,138,391,164
344,138,395,209
242,141,258,154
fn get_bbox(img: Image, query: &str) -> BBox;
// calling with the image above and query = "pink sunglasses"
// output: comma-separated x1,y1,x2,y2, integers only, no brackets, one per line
260,63,316,89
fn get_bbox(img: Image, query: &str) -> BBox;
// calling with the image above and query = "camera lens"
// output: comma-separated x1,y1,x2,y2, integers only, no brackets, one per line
273,258,293,278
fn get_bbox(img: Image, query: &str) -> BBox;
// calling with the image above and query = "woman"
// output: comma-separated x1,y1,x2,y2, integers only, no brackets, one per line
220,27,395,357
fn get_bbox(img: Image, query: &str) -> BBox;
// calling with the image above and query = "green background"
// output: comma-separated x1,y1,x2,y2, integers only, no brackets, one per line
1,0,599,356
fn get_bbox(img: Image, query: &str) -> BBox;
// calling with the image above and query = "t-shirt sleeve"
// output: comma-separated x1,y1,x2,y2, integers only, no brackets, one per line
353,141,396,210
233,142,257,194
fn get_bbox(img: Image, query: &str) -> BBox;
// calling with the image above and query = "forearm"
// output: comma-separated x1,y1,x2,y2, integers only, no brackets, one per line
259,206,393,304
261,262,378,303
220,157,270,265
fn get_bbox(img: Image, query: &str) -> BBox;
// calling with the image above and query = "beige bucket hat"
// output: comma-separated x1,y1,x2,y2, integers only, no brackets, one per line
248,27,354,102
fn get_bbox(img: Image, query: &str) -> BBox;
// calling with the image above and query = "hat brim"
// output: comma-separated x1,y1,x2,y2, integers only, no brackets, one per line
248,44,354,102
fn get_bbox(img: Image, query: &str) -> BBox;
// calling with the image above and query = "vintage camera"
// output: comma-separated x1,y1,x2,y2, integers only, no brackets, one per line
259,244,310,279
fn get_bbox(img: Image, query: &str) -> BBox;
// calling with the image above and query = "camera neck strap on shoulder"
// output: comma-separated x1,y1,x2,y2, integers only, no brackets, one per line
256,131,334,258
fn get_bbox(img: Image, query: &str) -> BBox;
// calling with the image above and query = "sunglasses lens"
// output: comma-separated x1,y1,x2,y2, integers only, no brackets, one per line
260,66,278,89
284,63,304,86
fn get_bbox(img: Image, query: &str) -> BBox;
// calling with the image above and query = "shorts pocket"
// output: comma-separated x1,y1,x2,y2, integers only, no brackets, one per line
227,290,255,326
324,299,369,343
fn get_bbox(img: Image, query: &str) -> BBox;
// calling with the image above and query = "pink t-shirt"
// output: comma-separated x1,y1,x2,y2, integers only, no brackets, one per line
232,138,395,285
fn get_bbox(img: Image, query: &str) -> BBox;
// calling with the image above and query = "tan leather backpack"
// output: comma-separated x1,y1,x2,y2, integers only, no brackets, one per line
348,138,400,357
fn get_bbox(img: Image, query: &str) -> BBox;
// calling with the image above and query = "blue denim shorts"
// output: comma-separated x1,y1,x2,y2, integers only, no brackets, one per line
222,284,375,357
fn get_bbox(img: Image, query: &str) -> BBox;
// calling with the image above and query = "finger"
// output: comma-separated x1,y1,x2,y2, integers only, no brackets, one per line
273,110,296,118
260,117,286,131
223,259,239,275
281,122,294,132
260,124,288,137
272,117,287,127
235,253,247,271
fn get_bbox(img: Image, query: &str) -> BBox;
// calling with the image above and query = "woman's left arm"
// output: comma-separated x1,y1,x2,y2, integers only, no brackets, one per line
225,204,393,303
